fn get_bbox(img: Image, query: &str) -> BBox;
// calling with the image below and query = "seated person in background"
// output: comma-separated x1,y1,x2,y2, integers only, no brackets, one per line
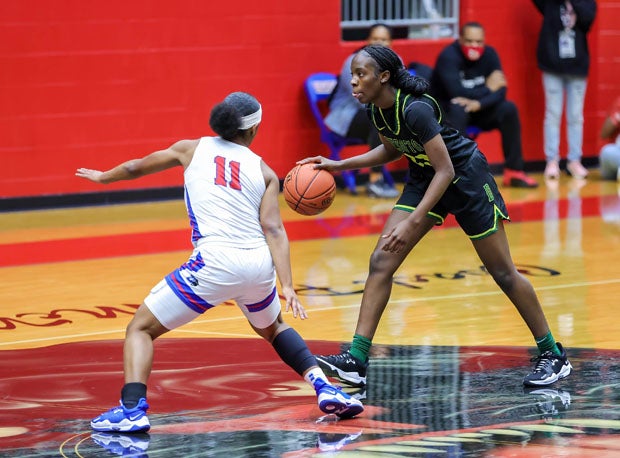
430,22,538,188
599,96,620,181
324,23,400,198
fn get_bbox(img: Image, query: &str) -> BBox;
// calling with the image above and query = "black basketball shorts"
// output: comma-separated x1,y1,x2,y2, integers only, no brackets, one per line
394,151,510,240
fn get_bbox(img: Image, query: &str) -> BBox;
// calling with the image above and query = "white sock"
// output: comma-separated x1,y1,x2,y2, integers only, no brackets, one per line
304,367,329,390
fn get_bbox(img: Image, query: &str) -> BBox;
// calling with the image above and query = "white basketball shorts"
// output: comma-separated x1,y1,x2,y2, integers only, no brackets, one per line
144,244,281,330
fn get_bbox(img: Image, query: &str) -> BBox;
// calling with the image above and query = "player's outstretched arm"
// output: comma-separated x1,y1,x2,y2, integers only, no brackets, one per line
298,142,400,172
75,139,198,184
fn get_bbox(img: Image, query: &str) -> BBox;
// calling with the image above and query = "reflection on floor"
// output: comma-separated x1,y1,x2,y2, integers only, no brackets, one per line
2,339,620,457
1,173,619,457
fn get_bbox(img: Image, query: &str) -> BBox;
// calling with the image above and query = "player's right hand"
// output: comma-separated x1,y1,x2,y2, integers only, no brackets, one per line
75,168,105,183
296,156,339,172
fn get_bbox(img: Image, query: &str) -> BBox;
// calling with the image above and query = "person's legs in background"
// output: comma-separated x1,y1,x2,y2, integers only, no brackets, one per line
473,100,538,188
565,76,588,179
543,72,564,179
600,143,620,181
449,101,537,188
366,126,399,198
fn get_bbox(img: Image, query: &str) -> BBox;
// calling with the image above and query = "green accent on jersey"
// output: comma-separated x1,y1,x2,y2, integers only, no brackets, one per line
369,88,477,177
370,90,445,170
373,89,406,135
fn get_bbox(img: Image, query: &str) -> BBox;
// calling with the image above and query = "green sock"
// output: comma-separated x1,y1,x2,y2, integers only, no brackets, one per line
348,334,372,363
535,331,561,356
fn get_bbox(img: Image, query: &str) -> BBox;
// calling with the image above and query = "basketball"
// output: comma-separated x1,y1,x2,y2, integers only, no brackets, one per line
283,163,336,216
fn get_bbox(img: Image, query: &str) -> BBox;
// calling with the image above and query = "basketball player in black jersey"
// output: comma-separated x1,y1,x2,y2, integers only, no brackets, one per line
300,44,572,388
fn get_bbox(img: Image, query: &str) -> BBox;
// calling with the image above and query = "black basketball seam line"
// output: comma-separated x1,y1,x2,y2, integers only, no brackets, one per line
292,165,319,212
296,168,335,201
298,171,335,213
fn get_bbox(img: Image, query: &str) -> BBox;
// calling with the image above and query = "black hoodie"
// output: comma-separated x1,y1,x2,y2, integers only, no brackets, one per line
532,0,597,77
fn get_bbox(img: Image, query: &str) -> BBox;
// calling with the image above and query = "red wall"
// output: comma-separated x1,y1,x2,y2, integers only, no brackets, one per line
1,0,617,200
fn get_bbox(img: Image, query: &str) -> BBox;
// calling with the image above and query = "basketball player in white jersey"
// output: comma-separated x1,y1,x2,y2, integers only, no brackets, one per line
76,92,363,434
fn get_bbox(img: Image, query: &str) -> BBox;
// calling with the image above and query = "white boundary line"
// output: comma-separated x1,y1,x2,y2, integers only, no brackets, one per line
2,278,618,347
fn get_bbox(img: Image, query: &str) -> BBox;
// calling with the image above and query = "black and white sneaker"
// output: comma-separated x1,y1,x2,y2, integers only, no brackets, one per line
525,388,572,420
523,342,572,386
316,351,368,387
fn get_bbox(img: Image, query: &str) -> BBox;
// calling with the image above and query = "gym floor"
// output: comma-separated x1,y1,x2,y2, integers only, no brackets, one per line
1,171,619,457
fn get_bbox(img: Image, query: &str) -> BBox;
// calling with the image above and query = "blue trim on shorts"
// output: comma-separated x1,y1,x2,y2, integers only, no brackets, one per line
245,286,277,313
165,271,214,313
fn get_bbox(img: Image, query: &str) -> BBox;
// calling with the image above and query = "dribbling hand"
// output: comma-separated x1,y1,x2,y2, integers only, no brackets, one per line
296,156,340,172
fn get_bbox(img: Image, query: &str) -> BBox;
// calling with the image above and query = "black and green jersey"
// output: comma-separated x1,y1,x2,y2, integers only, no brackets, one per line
367,89,477,178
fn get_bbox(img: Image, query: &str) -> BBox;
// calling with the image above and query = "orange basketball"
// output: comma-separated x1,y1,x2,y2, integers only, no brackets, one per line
283,163,336,216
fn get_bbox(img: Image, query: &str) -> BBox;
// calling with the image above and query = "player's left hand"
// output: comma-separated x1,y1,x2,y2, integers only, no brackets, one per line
381,219,419,253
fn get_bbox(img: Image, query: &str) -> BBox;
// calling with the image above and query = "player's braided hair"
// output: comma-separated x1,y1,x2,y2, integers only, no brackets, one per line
360,44,429,96
210,92,260,140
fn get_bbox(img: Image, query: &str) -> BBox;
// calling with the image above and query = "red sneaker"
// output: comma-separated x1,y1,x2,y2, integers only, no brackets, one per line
503,169,539,188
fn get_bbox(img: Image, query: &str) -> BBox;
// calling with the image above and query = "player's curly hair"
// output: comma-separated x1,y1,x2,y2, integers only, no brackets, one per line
360,44,429,96
209,92,260,140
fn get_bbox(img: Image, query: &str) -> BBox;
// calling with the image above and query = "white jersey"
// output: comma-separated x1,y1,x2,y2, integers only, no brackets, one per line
184,136,267,249
144,136,280,330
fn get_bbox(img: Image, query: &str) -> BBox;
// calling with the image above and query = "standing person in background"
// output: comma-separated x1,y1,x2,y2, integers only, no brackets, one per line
532,0,597,180
430,22,538,188
76,92,363,434
325,23,400,198
599,96,620,181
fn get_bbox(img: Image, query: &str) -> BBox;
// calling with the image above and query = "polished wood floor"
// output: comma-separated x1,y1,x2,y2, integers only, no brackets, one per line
1,171,620,457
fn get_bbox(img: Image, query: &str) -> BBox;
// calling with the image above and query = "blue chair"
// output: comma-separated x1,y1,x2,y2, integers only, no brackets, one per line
466,126,483,139
304,72,394,194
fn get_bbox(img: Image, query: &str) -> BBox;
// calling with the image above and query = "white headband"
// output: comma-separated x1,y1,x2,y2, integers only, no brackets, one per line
239,106,262,130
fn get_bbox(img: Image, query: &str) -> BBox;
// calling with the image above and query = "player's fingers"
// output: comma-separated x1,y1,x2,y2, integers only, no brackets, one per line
287,299,298,318
381,227,395,239
297,156,323,165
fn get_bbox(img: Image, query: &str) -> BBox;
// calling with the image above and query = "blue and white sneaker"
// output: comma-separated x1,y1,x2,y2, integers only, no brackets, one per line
90,398,150,432
316,382,364,419
91,432,150,456
317,430,362,451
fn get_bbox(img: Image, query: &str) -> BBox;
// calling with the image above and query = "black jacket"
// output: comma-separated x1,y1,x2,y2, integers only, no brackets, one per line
532,0,597,77
430,40,506,111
